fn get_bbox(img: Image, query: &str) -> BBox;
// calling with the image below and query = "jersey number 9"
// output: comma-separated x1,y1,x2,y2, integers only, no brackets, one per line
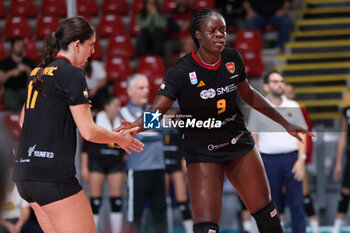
217,99,226,114
26,80,38,109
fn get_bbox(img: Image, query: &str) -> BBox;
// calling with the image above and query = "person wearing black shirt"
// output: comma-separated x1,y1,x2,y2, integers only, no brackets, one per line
14,17,143,233
0,38,36,112
120,9,313,233
243,0,293,48
80,96,125,233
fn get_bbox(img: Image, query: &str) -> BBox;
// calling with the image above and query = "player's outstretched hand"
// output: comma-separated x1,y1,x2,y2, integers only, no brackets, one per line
117,127,144,154
284,123,316,143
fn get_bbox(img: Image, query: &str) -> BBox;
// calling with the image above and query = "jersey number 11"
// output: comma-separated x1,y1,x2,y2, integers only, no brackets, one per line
26,80,38,109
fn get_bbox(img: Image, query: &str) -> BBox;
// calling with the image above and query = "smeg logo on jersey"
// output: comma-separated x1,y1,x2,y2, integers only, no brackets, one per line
200,88,216,99
200,84,237,99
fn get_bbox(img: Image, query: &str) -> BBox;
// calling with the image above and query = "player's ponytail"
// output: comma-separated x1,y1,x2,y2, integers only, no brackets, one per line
33,32,58,95
33,17,95,95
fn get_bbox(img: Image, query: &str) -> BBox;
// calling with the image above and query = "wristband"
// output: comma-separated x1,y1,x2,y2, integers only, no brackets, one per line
298,154,306,160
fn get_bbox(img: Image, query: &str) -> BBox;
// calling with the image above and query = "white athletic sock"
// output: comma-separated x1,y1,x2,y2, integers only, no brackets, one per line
332,218,343,233
183,219,193,233
243,220,252,232
93,214,99,229
110,212,123,233
309,219,320,233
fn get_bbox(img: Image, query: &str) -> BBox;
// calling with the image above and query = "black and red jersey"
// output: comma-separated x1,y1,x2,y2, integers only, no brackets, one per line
157,47,255,158
15,57,89,183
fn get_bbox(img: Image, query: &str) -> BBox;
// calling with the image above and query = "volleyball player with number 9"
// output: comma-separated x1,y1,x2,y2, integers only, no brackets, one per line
122,9,314,233
13,17,143,233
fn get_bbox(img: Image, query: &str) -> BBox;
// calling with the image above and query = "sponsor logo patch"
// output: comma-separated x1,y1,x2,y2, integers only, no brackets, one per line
189,72,198,85
226,62,235,73
270,208,278,218
197,80,206,87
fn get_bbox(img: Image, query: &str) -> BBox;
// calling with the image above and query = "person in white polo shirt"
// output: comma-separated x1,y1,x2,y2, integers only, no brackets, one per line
248,71,308,233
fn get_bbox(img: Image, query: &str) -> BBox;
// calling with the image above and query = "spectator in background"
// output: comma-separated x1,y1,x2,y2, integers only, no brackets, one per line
120,74,166,233
216,0,245,31
164,0,195,66
331,91,350,233
248,71,307,233
135,0,167,57
0,38,35,112
284,83,320,233
0,165,30,233
83,58,109,111
243,0,293,48
81,96,125,233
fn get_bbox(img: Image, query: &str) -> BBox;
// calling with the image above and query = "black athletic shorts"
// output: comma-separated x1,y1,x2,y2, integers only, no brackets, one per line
185,151,247,165
165,155,182,173
16,178,82,206
89,155,124,174
342,149,350,188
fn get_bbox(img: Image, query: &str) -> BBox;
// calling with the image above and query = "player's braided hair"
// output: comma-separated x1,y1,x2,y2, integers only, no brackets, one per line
33,17,95,95
190,8,221,48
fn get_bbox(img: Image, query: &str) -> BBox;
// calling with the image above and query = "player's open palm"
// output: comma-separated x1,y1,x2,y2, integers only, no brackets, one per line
118,127,144,154
284,123,315,142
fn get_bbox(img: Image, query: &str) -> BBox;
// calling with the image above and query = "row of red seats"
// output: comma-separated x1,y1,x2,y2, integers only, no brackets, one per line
108,55,166,105
4,0,215,18
234,29,265,78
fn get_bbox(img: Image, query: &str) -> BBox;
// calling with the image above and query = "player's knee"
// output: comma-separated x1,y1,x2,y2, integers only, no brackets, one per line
252,201,283,233
90,197,102,214
178,201,192,220
110,197,122,212
304,194,316,216
193,222,219,233
338,193,350,214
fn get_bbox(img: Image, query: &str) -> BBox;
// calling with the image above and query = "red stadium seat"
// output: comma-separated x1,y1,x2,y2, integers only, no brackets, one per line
136,55,166,100
239,49,264,78
41,0,66,17
106,57,132,82
0,0,6,18
102,0,128,15
234,29,263,51
113,79,129,106
163,0,176,13
77,0,98,17
91,36,103,60
98,14,125,38
4,16,32,40
107,35,134,59
128,12,140,37
10,0,37,17
0,40,7,60
35,15,60,40
132,0,144,15
192,0,215,10
24,36,39,62
3,113,21,140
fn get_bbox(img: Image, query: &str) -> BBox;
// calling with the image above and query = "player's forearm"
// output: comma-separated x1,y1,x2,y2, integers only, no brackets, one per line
84,124,125,143
243,88,289,128
133,95,174,133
